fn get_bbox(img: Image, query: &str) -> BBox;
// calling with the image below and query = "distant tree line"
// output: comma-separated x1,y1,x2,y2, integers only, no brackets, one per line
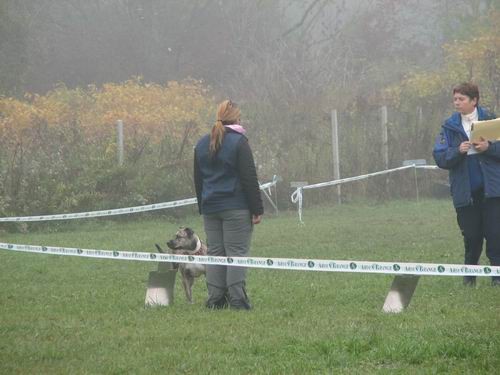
0,0,499,219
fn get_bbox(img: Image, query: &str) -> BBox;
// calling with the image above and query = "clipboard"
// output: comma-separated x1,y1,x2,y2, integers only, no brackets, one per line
471,118,500,143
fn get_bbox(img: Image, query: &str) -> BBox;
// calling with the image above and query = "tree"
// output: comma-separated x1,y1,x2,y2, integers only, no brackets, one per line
0,1,28,95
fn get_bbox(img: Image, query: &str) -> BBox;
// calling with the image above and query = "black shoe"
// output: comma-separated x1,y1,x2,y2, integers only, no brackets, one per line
491,278,500,287
228,283,252,310
463,276,476,287
206,294,229,309
229,300,252,311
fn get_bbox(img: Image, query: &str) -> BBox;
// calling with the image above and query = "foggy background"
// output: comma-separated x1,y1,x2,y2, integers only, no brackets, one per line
1,0,499,217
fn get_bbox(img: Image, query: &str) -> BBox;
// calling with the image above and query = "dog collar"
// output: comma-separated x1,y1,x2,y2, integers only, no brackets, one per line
194,238,202,252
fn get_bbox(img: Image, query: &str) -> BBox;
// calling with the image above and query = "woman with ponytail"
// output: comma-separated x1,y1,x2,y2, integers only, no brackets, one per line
194,99,263,310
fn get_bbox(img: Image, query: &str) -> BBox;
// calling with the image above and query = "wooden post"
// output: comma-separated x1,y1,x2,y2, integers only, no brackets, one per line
381,106,389,194
331,110,341,204
416,106,423,157
117,120,124,166
381,106,388,170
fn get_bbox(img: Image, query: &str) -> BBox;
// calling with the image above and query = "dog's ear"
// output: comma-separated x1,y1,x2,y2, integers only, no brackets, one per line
185,227,194,237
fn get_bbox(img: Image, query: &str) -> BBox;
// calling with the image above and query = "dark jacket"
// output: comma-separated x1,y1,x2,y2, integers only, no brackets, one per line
433,106,500,208
194,129,264,216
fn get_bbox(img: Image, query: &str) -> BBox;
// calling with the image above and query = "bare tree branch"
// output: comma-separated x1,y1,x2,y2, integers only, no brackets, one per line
280,0,325,38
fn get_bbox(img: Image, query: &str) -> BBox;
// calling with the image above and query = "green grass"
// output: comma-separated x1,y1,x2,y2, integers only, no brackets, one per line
1,199,499,374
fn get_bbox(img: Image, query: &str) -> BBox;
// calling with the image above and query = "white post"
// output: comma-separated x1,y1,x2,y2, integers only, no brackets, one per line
145,262,177,307
383,275,420,313
117,120,124,166
331,110,341,204
414,166,420,202
381,106,388,170
417,106,423,129
414,106,423,202
381,106,389,194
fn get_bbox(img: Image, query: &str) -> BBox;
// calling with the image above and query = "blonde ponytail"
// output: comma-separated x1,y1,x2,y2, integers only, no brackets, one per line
209,99,241,156
209,119,225,156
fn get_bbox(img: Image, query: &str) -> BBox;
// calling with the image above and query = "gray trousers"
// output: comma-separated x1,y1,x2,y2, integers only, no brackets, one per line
203,209,253,307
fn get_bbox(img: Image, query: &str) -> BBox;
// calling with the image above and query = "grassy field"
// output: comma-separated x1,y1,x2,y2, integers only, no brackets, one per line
1,199,499,374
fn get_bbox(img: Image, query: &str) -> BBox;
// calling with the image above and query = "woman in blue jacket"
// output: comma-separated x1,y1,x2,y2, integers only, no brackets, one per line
433,82,500,286
194,99,263,309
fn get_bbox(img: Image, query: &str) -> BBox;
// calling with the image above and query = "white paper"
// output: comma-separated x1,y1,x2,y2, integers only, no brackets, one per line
467,147,478,155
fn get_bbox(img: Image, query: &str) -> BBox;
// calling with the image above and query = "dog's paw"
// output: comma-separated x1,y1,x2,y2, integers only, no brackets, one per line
155,243,165,253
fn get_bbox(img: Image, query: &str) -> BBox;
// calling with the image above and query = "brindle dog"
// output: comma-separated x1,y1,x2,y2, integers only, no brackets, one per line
155,227,207,304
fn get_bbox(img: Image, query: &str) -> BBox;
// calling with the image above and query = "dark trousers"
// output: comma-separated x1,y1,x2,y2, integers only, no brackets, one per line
203,209,253,308
456,191,500,280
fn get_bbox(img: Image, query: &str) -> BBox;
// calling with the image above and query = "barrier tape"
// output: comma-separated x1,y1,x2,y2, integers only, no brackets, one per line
0,198,198,223
0,176,279,223
415,165,439,170
1,242,498,277
291,165,442,223
259,175,279,193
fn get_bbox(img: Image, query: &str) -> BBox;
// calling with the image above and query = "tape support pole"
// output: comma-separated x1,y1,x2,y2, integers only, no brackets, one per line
1,242,499,278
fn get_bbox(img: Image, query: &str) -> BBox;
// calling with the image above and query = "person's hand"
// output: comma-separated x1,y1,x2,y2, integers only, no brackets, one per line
459,141,471,154
472,136,489,153
252,215,262,224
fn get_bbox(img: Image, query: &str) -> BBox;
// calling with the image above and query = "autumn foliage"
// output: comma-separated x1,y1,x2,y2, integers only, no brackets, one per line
0,78,213,218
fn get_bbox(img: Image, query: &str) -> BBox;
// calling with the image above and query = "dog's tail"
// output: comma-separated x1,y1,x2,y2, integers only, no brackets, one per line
155,244,166,253
155,243,179,270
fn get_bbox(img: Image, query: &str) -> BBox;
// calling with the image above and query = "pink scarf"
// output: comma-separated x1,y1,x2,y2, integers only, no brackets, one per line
224,124,246,135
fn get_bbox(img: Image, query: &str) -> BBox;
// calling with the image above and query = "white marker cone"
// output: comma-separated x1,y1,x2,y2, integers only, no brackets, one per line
145,262,177,307
382,275,420,313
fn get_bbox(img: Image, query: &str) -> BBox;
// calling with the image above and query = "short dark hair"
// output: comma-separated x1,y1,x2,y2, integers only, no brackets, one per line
453,82,480,104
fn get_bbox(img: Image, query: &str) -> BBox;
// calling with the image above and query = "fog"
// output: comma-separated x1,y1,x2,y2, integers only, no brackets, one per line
1,0,498,214
1,0,468,96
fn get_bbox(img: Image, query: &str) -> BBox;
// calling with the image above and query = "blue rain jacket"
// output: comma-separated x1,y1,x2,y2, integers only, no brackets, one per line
433,106,500,208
